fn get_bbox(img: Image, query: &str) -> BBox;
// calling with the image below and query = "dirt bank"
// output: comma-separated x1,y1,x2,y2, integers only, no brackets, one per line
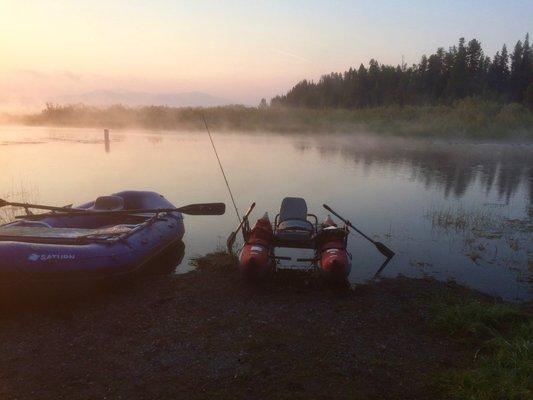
0,253,509,399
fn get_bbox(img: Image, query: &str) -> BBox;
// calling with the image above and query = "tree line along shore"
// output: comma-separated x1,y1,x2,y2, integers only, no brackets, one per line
272,35,532,109
1,35,532,138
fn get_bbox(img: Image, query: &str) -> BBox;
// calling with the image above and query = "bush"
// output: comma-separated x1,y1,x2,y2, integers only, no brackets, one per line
11,99,533,139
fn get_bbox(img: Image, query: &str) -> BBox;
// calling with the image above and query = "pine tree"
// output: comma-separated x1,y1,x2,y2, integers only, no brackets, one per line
501,44,510,91
426,48,445,101
357,64,369,108
455,38,468,98
519,34,532,102
466,39,483,95
510,40,524,101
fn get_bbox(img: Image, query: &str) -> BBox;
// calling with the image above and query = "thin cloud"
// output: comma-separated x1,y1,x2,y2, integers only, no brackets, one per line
271,49,312,63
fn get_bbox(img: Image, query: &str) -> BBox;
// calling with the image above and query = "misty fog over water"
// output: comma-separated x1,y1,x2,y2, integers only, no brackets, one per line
1,126,531,301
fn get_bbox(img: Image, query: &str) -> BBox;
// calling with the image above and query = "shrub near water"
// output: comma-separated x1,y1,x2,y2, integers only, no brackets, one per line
430,297,532,399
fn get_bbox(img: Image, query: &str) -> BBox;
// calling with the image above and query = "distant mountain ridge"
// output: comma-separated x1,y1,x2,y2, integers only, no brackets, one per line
51,90,234,107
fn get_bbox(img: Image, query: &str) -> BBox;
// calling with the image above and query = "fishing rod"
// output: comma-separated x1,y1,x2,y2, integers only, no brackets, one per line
203,115,241,223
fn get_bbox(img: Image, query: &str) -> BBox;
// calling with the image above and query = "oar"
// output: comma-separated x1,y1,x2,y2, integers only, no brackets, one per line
323,204,395,259
0,198,83,213
15,202,226,220
227,202,256,253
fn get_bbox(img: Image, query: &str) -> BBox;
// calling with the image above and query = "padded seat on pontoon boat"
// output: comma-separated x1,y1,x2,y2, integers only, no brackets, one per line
276,197,314,241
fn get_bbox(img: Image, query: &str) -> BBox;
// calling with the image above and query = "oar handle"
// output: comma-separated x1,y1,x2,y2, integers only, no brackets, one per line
240,202,256,229
227,202,256,253
323,204,374,243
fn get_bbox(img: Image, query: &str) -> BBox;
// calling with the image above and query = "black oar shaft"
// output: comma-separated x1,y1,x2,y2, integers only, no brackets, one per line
227,202,256,253
16,202,225,219
0,199,82,213
0,200,82,212
234,203,256,234
323,204,395,258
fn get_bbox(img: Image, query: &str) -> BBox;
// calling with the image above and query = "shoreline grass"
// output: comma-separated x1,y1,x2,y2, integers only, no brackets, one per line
429,295,532,399
2,99,532,139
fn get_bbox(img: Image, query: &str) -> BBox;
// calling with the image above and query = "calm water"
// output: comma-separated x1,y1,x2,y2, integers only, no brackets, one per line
1,126,531,301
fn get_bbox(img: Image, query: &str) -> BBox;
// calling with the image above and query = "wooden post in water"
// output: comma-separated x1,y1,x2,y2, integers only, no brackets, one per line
104,129,110,153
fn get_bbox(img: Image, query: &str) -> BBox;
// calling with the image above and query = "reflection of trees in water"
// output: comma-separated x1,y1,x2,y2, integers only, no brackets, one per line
294,139,532,204
522,166,533,207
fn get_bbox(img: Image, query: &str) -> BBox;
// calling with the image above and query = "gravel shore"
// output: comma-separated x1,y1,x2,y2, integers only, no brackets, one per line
0,252,495,399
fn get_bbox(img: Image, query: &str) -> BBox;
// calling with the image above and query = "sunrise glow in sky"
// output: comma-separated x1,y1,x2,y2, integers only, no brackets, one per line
1,0,531,108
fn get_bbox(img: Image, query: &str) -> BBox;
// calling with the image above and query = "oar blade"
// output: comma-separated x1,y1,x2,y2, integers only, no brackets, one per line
177,202,226,216
374,242,395,259
0,199,7,208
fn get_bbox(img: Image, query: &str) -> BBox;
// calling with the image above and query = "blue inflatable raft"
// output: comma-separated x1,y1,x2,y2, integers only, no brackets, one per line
0,191,185,284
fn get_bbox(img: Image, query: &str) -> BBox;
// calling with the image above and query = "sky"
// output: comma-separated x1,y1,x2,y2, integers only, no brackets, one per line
0,0,531,108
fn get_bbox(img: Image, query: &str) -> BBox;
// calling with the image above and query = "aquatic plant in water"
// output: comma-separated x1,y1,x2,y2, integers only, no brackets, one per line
0,182,39,223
